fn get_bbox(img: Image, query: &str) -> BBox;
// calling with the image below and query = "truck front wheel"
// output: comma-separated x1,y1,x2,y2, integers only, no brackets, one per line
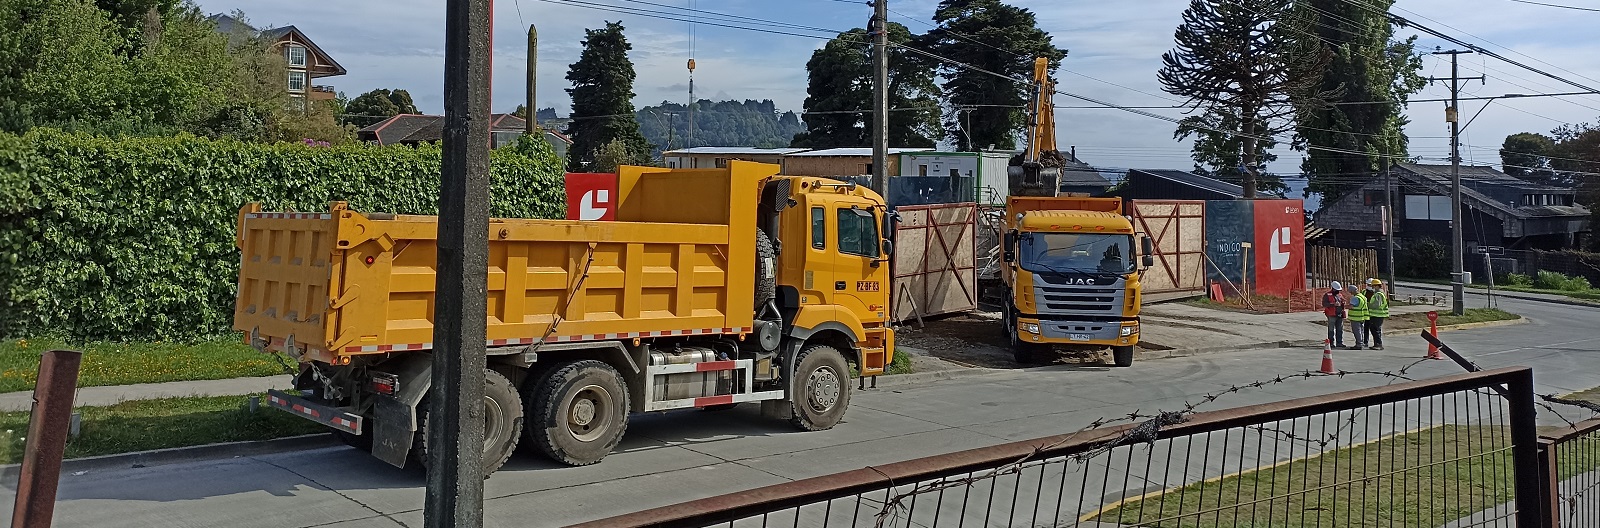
1111,345,1135,367
415,369,524,477
789,344,851,431
526,360,630,466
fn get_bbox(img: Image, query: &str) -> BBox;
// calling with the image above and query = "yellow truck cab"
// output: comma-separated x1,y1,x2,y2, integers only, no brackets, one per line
1001,196,1154,366
232,161,893,476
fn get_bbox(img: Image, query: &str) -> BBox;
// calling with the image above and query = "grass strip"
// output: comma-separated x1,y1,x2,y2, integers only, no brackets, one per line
0,394,324,464
1094,425,1600,527
0,337,281,393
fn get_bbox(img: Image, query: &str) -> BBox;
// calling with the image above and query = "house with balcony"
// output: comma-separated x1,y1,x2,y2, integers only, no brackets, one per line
208,14,347,107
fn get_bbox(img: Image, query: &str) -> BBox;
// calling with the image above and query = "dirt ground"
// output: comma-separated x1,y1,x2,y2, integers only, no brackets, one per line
894,311,1163,369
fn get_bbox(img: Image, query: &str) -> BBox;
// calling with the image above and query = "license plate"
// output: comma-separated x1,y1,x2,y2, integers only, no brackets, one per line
1068,334,1091,342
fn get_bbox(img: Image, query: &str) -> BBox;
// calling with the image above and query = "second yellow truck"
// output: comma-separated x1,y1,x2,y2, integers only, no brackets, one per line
232,162,894,475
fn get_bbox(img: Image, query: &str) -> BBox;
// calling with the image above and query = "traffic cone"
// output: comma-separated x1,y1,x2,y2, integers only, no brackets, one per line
1320,339,1337,374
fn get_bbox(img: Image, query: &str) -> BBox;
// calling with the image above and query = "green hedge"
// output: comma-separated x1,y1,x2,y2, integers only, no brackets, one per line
0,129,567,341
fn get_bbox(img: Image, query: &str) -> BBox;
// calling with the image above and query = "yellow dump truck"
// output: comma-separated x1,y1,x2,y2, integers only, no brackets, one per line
233,162,894,475
1000,196,1153,366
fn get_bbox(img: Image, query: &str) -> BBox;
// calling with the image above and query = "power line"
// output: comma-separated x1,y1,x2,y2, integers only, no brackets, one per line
1507,0,1600,11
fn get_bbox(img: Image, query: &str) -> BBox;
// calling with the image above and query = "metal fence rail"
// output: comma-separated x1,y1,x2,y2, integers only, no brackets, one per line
571,367,1542,528
1544,417,1600,527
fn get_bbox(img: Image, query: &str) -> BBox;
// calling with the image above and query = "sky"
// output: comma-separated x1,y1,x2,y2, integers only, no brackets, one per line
202,0,1600,203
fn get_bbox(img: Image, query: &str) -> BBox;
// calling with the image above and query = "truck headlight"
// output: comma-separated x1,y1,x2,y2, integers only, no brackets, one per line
1121,325,1138,337
1022,323,1040,334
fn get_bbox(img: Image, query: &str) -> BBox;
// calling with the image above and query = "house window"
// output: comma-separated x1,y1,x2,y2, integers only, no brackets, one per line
865,163,874,175
288,71,306,93
837,207,879,258
715,158,728,168
491,131,522,149
286,44,307,67
1403,194,1453,220
288,96,306,112
1363,189,1385,206
918,165,928,176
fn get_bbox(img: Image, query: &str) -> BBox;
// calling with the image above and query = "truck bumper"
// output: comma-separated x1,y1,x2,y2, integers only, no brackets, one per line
266,390,364,435
1015,317,1139,347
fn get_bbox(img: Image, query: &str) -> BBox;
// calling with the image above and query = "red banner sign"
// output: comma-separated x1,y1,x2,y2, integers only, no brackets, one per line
1250,199,1306,296
564,173,617,221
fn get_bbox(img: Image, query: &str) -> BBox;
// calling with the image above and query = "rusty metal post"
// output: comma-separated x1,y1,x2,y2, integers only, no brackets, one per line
1507,367,1549,528
11,349,83,528
1538,438,1562,528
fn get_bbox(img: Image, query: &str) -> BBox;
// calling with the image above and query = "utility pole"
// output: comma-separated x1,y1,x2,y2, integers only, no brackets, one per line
1384,154,1396,294
1429,49,1483,316
687,59,696,148
870,0,889,197
428,0,491,526
526,24,537,135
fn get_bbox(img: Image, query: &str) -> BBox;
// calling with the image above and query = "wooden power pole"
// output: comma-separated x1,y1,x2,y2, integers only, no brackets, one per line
871,0,889,198
1428,49,1482,316
527,23,537,134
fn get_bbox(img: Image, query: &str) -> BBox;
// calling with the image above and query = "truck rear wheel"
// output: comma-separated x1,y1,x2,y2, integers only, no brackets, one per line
788,344,850,431
526,360,630,466
415,369,524,477
755,230,776,307
1112,345,1135,367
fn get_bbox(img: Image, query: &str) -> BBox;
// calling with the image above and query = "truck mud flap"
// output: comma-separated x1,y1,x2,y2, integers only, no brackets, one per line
266,390,362,435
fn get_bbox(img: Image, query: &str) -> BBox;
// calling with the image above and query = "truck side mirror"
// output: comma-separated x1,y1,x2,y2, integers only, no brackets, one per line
1003,231,1016,263
882,239,894,256
1141,236,1155,268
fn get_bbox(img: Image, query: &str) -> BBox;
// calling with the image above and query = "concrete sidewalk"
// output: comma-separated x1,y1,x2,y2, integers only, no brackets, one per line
0,376,288,412
1396,280,1599,307
1138,300,1442,353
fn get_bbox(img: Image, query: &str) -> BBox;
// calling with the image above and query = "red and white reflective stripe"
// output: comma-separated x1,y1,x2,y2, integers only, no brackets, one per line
244,212,333,220
342,327,753,353
645,390,785,412
289,403,321,419
330,416,359,430
343,342,434,353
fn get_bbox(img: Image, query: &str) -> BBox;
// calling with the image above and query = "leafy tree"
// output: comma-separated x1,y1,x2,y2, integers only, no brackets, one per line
588,138,652,173
1501,132,1557,184
564,21,652,171
790,23,941,149
638,99,805,153
347,88,418,118
1178,111,1288,196
917,0,1065,151
1290,0,1424,201
1159,0,1328,197
511,105,560,121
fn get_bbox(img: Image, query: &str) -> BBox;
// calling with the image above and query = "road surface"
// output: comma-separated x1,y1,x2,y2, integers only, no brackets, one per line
5,292,1596,527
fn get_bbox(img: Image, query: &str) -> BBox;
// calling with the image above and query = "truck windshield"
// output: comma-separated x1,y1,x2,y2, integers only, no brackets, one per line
1018,232,1135,275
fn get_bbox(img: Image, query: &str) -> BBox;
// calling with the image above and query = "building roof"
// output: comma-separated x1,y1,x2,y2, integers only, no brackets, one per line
1129,169,1246,199
1393,163,1588,219
663,147,811,155
205,15,347,77
786,147,934,157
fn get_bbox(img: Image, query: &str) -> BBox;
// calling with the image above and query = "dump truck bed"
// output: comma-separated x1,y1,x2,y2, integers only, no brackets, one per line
234,166,766,365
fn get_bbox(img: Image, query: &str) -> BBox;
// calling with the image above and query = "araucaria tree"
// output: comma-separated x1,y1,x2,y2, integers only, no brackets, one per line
917,0,1065,152
565,21,652,171
791,23,941,148
1290,0,1424,201
1159,0,1328,197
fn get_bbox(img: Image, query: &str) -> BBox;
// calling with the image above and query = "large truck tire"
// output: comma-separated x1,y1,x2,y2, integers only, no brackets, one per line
1006,308,1049,364
756,230,776,308
788,344,851,431
526,360,630,466
414,369,525,477
1112,346,1135,367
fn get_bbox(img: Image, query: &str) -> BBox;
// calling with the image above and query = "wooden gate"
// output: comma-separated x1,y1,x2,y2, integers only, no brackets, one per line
1130,200,1207,294
1307,246,1378,289
892,203,976,322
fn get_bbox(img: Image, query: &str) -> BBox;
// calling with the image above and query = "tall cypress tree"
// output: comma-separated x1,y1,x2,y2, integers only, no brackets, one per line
565,21,652,171
1159,0,1327,197
917,0,1064,152
791,23,940,148
1290,0,1424,201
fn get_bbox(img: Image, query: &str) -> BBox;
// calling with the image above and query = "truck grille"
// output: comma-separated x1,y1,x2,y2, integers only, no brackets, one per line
1032,275,1125,315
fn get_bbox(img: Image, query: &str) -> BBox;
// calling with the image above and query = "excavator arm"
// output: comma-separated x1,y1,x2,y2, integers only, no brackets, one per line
1009,57,1064,197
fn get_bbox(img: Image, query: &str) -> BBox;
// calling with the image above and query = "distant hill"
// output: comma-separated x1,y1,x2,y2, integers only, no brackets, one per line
637,99,805,155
